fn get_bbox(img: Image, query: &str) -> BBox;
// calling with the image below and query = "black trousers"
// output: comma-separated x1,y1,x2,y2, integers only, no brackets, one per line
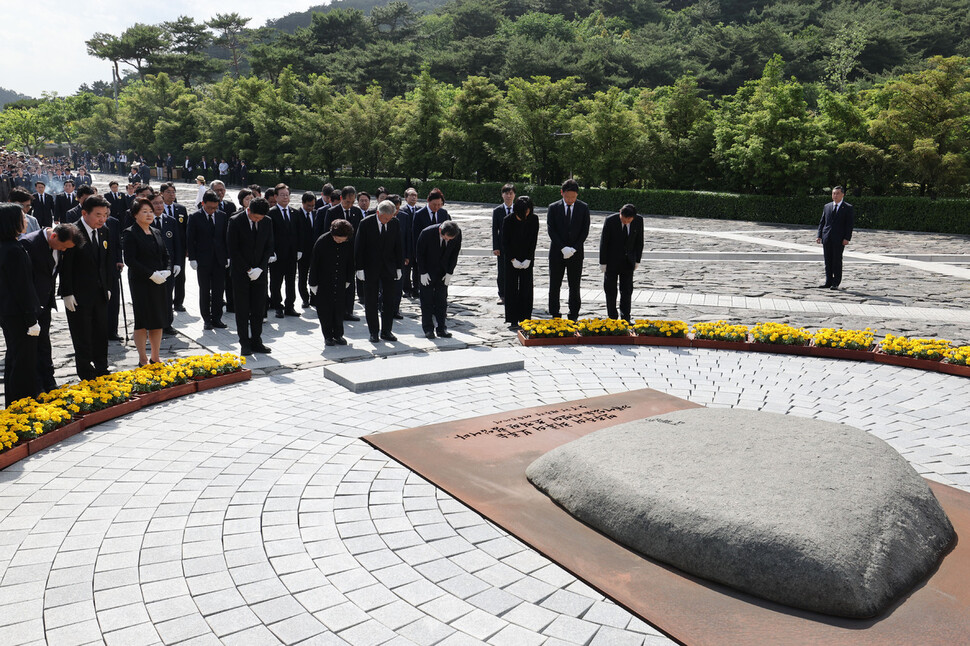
224,267,234,311
66,298,109,381
197,265,225,324
317,285,345,340
364,275,399,335
173,259,186,308
270,258,297,311
107,269,121,336
504,265,533,325
548,253,583,319
232,272,267,347
604,266,634,320
822,243,845,286
35,307,56,393
297,256,311,305
401,263,414,296
419,281,449,333
345,277,359,315
496,253,505,299
2,315,39,406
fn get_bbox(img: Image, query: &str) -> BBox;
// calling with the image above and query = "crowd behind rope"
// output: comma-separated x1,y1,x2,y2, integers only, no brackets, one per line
2,152,853,408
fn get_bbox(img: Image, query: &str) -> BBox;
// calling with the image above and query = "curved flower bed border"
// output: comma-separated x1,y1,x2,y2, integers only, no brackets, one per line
1,355,251,471
516,328,970,379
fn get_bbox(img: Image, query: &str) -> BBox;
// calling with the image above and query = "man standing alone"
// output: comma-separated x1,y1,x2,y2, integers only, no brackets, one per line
816,186,854,290
547,179,590,321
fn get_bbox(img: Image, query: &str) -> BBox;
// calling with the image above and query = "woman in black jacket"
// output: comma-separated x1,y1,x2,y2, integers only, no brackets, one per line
123,198,170,366
0,203,41,405
501,196,539,329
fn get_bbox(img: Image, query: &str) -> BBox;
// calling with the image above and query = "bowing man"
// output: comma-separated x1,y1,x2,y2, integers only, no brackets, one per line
354,200,403,343
599,203,644,322
186,190,229,329
268,183,304,318
415,220,461,339
309,219,355,347
226,198,275,356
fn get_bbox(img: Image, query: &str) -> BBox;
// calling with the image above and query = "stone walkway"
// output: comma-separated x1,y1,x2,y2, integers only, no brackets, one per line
2,174,970,645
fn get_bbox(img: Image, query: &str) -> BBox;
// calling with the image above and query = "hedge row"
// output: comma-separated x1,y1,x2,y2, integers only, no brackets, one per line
250,172,970,235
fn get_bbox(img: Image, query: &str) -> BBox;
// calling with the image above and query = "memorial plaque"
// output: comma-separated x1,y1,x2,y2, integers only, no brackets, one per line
363,389,970,645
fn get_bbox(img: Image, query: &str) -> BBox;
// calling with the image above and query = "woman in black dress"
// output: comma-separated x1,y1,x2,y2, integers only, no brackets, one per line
501,195,539,329
0,203,41,405
123,197,170,366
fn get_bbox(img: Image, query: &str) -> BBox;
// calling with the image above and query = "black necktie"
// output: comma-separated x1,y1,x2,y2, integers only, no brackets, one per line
566,205,572,223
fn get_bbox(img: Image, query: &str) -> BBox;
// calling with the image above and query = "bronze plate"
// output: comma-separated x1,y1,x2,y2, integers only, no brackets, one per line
363,388,969,645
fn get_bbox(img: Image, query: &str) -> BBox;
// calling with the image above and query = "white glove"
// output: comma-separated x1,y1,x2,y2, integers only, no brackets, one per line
634,263,639,270
190,260,198,270
345,282,350,288
158,270,172,280
107,291,111,301
248,267,262,281
600,264,606,273
396,269,402,280
309,285,317,295
173,265,181,277
443,274,452,286
63,295,77,312
562,246,576,259
511,259,522,269
150,271,166,285
420,273,430,286
297,252,303,260
356,270,365,281
521,259,530,269
27,323,40,337
225,260,230,268
268,254,277,264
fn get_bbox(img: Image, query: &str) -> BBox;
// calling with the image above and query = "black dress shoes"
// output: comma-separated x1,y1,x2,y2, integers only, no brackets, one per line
212,320,228,329
392,313,404,320
284,308,300,317
816,284,830,288
240,345,253,356
275,309,285,318
163,326,178,336
301,301,312,309
829,285,839,290
344,314,361,321
108,334,123,341
173,305,186,312
203,323,213,331
425,331,436,340
380,332,398,342
324,337,336,347
436,329,452,338
369,333,381,343
335,337,347,345
253,343,272,354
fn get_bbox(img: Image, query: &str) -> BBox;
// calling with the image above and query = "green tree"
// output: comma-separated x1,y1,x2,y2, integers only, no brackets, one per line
371,1,421,39
295,75,347,179
210,13,252,78
252,67,307,173
117,74,199,157
397,70,449,181
490,75,584,185
119,23,170,80
76,97,123,153
568,87,641,187
153,16,223,85
36,93,97,156
344,84,400,178
192,76,266,163
85,33,125,102
443,76,507,181
0,105,52,155
714,55,831,194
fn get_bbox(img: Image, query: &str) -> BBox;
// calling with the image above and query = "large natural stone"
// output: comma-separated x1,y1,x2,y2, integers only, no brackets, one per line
526,408,955,618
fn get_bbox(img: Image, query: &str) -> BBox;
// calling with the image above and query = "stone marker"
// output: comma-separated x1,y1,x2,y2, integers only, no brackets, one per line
324,348,524,392
526,408,955,618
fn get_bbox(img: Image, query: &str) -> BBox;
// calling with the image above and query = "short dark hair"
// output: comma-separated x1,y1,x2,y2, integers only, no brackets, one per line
357,191,370,199
160,182,176,192
302,192,316,205
249,197,270,215
53,223,84,246
108,180,119,188
247,184,261,193
340,185,356,198
275,183,289,192
376,186,387,196
502,183,515,195
237,188,253,204
130,197,154,217
331,219,354,237
561,178,579,193
202,190,219,204
512,195,533,218
0,203,24,241
34,180,46,187
440,220,460,238
388,194,402,207
63,179,75,187
833,185,845,193
77,184,97,200
263,187,276,198
427,188,444,202
8,188,30,204
321,183,334,197
620,203,636,218
83,195,110,213
134,185,151,197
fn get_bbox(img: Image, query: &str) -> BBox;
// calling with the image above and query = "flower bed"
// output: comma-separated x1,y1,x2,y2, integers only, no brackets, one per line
692,321,749,343
880,334,950,361
751,322,811,346
1,353,249,465
634,319,688,338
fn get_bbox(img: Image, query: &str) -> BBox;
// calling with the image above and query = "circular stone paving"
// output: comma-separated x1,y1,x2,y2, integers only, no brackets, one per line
1,346,969,645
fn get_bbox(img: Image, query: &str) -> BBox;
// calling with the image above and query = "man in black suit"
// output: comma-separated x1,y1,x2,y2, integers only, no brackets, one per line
104,180,128,222
816,185,854,289
160,182,188,311
227,198,275,355
547,178,591,321
297,192,320,309
415,220,462,339
165,153,175,181
152,194,183,335
55,179,78,223
398,188,420,298
325,186,364,320
59,196,112,380
103,212,124,341
211,180,238,313
187,190,229,330
268,183,304,318
492,183,515,305
31,181,56,228
21,223,83,392
599,204,644,322
355,200,404,343
315,183,334,211
63,184,97,224
410,188,450,265
309,219,355,346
